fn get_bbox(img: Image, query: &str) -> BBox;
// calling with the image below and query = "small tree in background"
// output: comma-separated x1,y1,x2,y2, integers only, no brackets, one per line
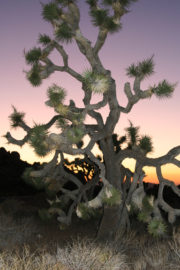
6,0,180,240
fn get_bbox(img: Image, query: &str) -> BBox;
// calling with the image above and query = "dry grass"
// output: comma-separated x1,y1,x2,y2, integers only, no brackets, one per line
0,197,180,270
0,246,69,270
0,230,179,270
0,240,129,270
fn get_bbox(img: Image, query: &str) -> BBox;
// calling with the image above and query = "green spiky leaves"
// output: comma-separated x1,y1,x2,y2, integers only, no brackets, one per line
9,106,25,128
119,0,138,8
150,80,176,99
25,47,42,65
125,121,153,155
76,203,100,220
112,134,126,153
137,196,154,223
38,34,51,46
71,112,84,126
139,135,153,154
147,218,167,237
22,167,47,190
42,2,61,22
102,186,122,206
26,64,42,86
102,0,114,5
47,84,66,107
135,195,166,237
90,8,121,33
56,0,76,5
103,0,137,8
29,124,49,157
67,126,84,144
82,69,109,94
91,9,109,27
126,56,154,80
56,117,68,130
86,0,97,6
105,17,122,33
125,121,139,146
55,23,73,43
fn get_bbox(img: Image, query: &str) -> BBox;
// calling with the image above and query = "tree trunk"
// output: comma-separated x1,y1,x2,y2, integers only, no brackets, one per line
97,203,129,241
97,205,120,241
96,137,130,241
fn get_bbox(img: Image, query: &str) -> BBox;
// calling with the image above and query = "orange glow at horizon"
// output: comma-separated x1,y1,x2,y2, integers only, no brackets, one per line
122,159,180,185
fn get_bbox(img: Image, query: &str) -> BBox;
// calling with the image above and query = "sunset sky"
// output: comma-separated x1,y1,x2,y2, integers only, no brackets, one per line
1,0,180,184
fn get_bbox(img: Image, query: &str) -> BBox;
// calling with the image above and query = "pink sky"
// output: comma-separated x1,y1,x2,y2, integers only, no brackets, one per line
1,0,180,184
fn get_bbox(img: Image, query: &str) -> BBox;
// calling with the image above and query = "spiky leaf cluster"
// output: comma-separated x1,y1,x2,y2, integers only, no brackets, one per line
138,211,151,223
77,203,99,220
126,56,154,79
102,0,114,4
26,64,42,86
25,47,42,65
128,203,139,215
90,8,121,33
47,84,66,107
22,167,47,190
151,80,176,99
56,117,69,130
55,22,73,43
82,69,109,94
139,135,153,153
125,121,139,146
137,196,154,223
71,112,84,126
67,126,84,144
86,0,97,6
125,122,153,154
102,187,121,206
119,0,138,8
103,0,137,8
112,134,126,153
9,106,25,128
55,104,69,115
42,2,61,22
29,124,49,157
55,0,76,5
105,17,122,33
38,34,52,46
147,218,167,237
90,9,108,26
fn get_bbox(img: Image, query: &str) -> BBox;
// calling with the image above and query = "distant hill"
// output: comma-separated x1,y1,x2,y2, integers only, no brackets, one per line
0,147,40,196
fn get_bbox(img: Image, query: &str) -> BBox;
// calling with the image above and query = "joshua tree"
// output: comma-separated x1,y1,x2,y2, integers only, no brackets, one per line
6,0,180,240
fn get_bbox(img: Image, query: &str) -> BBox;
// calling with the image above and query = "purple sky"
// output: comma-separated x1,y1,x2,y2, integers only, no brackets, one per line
1,0,180,183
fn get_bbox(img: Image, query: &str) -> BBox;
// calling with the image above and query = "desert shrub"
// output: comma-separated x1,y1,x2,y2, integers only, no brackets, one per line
55,238,129,270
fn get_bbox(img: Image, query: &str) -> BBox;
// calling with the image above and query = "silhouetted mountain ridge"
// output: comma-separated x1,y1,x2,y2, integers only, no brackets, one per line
0,147,40,196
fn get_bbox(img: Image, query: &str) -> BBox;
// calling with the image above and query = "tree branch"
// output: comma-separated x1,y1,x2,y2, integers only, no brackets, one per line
5,132,29,147
156,166,180,223
30,150,59,178
93,28,108,55
119,79,152,113
116,146,180,168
